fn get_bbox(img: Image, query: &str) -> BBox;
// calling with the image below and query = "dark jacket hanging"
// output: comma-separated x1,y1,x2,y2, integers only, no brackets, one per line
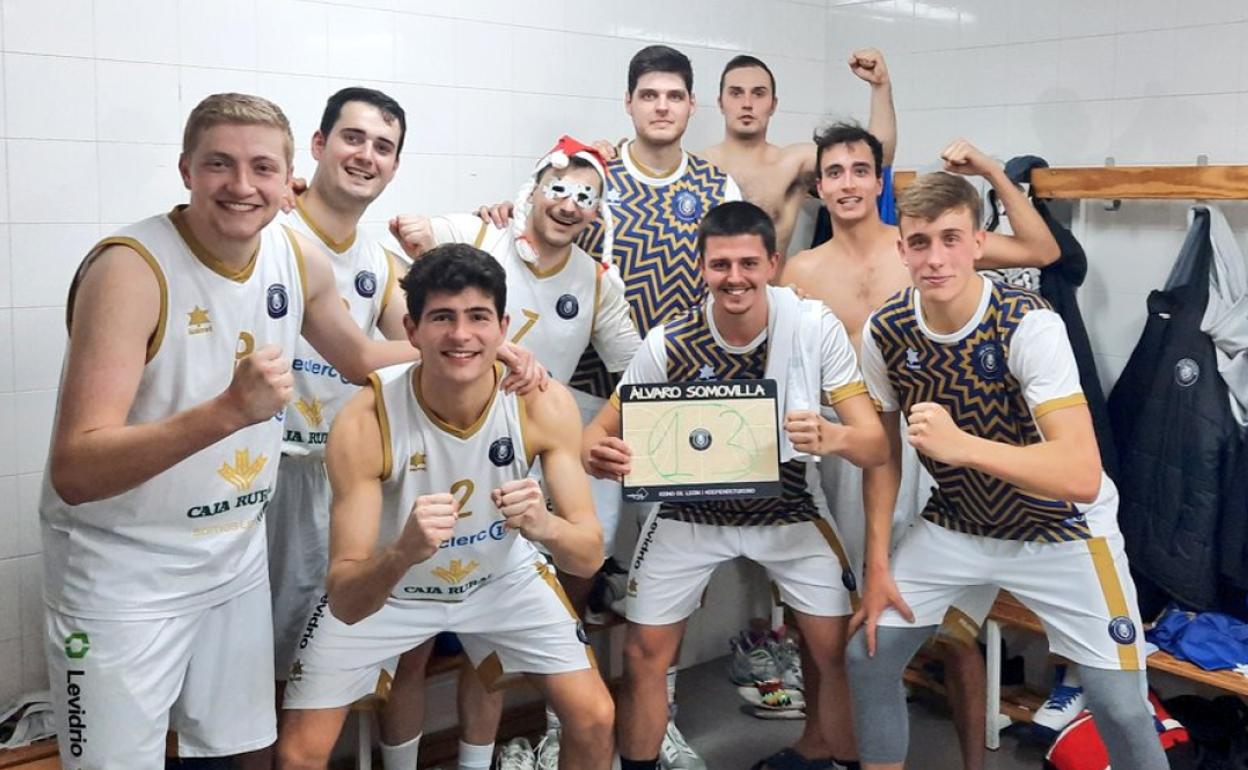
1108,208,1242,611
987,156,1118,479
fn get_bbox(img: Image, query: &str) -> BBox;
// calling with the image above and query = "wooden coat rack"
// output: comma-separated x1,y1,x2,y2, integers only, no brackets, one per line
894,163,1248,201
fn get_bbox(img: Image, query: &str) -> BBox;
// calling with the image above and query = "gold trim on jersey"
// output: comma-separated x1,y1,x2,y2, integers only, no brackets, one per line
589,266,603,338
368,372,393,480
524,249,572,279
813,519,861,612
1086,537,1141,671
381,249,401,315
472,221,488,249
411,362,503,440
168,206,260,283
608,391,621,410
821,381,868,407
1034,393,1088,420
282,225,310,303
534,560,600,670
626,144,682,179
67,237,170,363
517,393,536,466
295,196,356,254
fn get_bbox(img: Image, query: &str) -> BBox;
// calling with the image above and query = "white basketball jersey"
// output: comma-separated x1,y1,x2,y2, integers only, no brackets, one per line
41,207,307,619
279,200,397,457
431,215,609,382
372,363,540,602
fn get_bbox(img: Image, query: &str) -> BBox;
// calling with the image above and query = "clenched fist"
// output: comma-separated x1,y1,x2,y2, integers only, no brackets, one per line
907,401,971,465
783,409,836,455
492,478,554,540
388,214,437,261
225,344,293,425
396,492,459,564
940,138,1001,179
849,48,890,86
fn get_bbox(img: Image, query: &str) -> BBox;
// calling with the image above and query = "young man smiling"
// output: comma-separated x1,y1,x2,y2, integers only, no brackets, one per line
585,202,887,770
39,93,417,770
387,136,642,770
276,245,615,770
845,173,1167,770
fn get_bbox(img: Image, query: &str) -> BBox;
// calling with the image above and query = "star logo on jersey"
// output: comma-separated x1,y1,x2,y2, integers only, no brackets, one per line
627,578,638,597
218,449,268,492
409,452,427,472
905,348,921,370
697,364,716,380
187,305,212,335
295,397,324,428
432,559,479,585
288,659,304,682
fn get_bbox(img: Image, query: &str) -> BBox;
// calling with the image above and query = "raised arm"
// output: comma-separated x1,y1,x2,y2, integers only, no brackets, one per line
496,384,604,578
297,230,417,383
324,383,456,624
852,48,896,168
376,251,411,341
50,245,290,504
939,139,1060,269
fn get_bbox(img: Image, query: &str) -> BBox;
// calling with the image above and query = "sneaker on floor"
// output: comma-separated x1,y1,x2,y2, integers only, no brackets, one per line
728,630,780,686
659,720,707,770
498,736,537,770
765,632,804,693
737,680,806,711
1031,665,1085,736
534,727,560,770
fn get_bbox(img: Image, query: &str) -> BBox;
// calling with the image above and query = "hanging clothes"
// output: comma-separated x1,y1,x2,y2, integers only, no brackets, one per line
1108,206,1245,611
986,155,1118,479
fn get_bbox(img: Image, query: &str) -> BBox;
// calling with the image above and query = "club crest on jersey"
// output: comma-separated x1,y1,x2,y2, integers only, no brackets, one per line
1108,616,1137,645
972,341,1003,382
672,189,703,223
556,294,579,319
355,270,378,299
267,284,289,318
489,437,515,467
1174,357,1200,387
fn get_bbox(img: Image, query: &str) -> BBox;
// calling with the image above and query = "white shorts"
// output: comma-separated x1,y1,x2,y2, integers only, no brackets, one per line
266,454,330,680
283,560,594,709
880,518,1145,671
45,582,276,769
625,512,859,626
572,388,623,554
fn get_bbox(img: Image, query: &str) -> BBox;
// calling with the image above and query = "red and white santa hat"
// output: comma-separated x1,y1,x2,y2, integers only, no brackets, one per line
512,135,615,265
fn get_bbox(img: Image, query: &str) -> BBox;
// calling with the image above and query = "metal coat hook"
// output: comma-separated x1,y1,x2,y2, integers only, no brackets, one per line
1104,156,1121,212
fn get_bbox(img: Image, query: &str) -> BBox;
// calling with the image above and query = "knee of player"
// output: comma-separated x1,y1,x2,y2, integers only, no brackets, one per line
275,732,330,770
562,691,616,737
623,635,673,675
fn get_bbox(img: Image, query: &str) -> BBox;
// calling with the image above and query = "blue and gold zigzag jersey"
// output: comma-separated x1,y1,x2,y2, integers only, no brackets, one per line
658,305,817,527
571,149,739,398
870,283,1088,542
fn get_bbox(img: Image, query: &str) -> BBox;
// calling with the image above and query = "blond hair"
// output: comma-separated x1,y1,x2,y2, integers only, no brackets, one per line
182,93,293,166
896,171,982,230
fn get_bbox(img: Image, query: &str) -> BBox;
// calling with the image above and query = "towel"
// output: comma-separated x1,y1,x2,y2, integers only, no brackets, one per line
761,285,825,462
1197,204,1248,426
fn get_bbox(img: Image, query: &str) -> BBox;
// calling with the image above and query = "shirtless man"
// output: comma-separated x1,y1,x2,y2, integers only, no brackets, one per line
779,128,1059,770
698,49,896,257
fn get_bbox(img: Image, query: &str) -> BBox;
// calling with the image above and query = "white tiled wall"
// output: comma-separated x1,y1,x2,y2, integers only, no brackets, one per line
5,0,1241,709
0,0,835,706
827,0,1248,393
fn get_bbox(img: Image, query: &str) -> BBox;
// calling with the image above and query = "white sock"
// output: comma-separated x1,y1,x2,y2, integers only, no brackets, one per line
545,704,561,732
458,739,494,770
380,732,421,770
666,665,678,719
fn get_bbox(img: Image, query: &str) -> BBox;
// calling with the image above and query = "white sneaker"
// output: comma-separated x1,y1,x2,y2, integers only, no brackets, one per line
1031,665,1085,735
659,721,707,770
534,727,561,770
498,736,537,770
